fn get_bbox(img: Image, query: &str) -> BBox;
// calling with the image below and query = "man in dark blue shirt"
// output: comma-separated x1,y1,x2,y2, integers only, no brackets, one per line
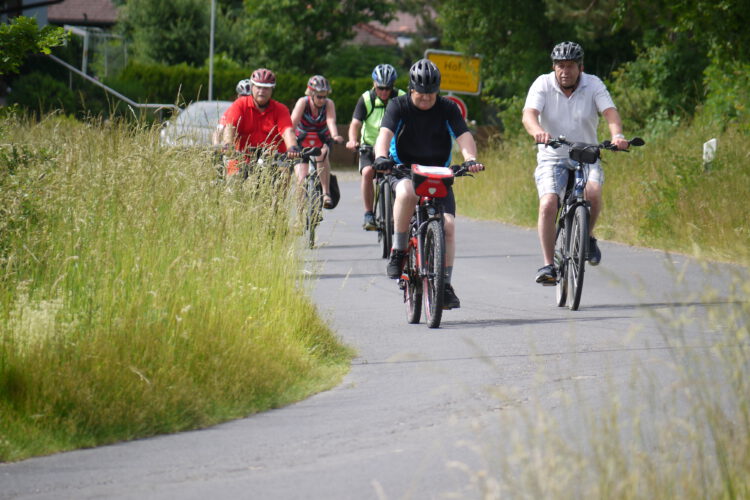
373,59,484,310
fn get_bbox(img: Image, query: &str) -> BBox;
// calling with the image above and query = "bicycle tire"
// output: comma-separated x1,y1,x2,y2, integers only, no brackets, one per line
422,220,445,328
305,174,322,248
404,239,422,324
382,180,394,259
567,204,589,310
373,179,387,258
554,222,568,307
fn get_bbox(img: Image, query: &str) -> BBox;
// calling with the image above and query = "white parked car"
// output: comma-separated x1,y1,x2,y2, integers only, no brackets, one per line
159,100,233,147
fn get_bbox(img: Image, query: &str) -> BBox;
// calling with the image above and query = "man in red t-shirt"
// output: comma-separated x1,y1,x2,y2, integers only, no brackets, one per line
220,68,299,176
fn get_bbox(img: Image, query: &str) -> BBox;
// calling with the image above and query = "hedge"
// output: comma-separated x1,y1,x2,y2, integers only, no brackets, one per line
111,62,485,123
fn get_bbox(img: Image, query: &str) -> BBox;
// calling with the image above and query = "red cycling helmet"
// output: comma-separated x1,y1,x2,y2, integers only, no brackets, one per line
307,75,331,93
251,68,276,88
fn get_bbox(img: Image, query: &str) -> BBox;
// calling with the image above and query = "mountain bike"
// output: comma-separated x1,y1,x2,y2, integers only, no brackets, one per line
360,145,395,258
300,146,323,248
397,163,473,329
547,136,645,310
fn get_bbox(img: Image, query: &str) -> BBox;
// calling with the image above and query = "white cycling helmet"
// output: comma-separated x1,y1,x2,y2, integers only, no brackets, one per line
236,79,252,96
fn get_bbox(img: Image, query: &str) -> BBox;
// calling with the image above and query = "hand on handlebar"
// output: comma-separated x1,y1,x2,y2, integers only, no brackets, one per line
286,144,301,159
346,140,359,151
333,135,345,145
462,159,485,173
373,156,395,172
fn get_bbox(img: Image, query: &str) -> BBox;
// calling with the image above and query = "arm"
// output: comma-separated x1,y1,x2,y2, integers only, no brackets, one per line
325,99,343,142
374,127,394,159
522,107,551,144
290,98,305,129
455,131,484,172
602,107,629,150
282,127,299,152
347,118,363,151
221,124,237,150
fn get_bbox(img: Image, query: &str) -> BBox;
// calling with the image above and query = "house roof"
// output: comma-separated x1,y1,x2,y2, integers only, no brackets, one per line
47,0,118,27
353,10,435,47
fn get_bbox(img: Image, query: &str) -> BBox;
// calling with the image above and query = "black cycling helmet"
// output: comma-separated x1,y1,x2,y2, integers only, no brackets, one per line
409,58,441,93
372,64,397,87
551,41,584,63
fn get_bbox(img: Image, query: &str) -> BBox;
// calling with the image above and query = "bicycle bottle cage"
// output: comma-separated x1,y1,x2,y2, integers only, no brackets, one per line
568,143,600,164
411,164,454,198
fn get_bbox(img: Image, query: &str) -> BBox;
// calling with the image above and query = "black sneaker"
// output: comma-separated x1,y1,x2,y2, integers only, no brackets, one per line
589,237,601,266
363,212,377,231
443,284,461,310
535,264,557,286
386,249,407,279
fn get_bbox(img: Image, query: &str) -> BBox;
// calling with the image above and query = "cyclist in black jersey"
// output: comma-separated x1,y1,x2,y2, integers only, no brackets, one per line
373,59,484,310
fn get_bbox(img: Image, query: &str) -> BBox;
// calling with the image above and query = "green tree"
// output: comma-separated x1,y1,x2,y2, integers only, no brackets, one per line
118,0,210,66
435,0,552,99
0,16,68,75
243,0,395,73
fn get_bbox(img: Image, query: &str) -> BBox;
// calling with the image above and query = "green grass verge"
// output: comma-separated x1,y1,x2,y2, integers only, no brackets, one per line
0,112,353,462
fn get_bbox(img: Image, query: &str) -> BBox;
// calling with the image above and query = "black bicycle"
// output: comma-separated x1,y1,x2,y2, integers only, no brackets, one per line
397,163,473,329
360,145,395,258
547,136,645,310
300,146,323,248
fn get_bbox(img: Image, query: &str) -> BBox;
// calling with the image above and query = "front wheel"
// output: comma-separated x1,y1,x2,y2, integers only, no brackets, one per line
422,220,445,328
305,173,322,248
567,204,589,310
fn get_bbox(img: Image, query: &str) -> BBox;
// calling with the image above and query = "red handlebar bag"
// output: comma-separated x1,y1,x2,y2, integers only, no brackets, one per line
411,165,454,198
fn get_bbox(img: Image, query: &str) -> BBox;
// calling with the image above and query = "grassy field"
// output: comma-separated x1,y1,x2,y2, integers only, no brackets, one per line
456,118,750,264
0,112,352,461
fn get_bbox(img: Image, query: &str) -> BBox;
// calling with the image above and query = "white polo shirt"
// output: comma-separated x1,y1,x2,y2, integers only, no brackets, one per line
524,72,616,160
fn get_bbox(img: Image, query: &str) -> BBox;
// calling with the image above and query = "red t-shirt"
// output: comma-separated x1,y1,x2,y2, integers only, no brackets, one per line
221,97,293,153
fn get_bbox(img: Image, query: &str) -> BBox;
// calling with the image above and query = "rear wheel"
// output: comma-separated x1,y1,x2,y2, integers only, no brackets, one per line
554,222,567,307
567,204,589,310
404,239,422,324
422,220,445,328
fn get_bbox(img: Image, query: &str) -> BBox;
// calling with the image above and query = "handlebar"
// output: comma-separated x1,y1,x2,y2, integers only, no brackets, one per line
542,135,645,152
392,163,477,177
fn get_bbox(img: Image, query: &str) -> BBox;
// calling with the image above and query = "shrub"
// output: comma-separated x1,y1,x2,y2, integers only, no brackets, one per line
7,72,76,117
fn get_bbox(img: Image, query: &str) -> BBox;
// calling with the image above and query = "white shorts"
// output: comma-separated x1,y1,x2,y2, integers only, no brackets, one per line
534,157,604,199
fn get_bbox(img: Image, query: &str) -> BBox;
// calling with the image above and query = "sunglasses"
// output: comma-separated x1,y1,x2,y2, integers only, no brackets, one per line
376,86,393,91
313,94,328,100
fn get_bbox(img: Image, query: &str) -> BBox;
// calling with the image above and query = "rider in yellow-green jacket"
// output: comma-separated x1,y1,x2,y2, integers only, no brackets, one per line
346,64,406,230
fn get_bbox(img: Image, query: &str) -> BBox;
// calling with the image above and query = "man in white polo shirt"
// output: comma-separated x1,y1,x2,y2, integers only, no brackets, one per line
522,41,630,285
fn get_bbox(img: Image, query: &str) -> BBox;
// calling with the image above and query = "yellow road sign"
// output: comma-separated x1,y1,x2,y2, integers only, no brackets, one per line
425,50,482,95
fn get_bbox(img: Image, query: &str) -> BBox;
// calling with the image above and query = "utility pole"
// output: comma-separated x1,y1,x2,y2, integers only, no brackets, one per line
208,0,216,100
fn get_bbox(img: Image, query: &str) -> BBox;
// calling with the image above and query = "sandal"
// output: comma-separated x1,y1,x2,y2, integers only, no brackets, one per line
323,194,334,209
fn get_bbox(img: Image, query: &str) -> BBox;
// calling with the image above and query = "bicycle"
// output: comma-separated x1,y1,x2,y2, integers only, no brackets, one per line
546,135,645,310
360,145,395,258
396,163,473,329
299,146,323,248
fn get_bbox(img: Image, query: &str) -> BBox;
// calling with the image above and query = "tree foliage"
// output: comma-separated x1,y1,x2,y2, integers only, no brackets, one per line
118,0,210,66
243,0,395,73
0,16,68,75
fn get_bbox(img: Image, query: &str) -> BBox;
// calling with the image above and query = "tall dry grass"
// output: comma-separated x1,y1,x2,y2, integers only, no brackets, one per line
0,112,352,461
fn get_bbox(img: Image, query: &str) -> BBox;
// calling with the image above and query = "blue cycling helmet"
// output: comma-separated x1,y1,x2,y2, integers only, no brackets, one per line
372,64,397,87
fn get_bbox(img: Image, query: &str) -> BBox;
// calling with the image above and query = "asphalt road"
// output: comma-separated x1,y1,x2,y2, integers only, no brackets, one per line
1,174,739,499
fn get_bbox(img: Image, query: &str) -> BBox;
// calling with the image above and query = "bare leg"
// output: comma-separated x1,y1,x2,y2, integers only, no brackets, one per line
585,180,602,235
538,193,558,266
361,166,375,212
